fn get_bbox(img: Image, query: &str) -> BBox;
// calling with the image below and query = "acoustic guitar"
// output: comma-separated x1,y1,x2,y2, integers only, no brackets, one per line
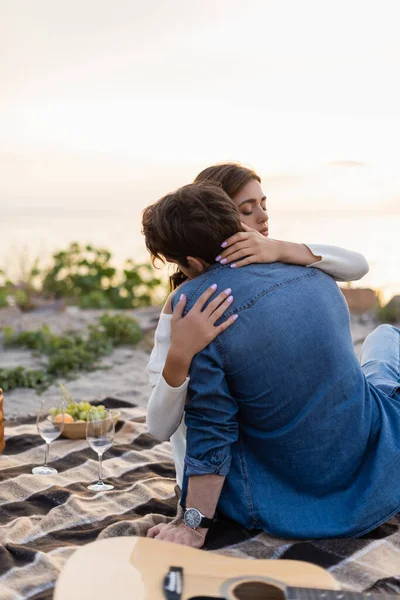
54,535,397,600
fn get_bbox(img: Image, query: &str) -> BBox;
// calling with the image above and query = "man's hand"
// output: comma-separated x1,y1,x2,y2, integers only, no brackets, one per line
146,522,207,548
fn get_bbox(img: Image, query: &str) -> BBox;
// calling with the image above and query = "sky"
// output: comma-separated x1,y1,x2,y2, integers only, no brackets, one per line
1,0,400,213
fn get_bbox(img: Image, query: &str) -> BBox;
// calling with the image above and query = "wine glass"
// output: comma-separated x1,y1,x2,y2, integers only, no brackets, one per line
86,408,115,491
32,397,65,475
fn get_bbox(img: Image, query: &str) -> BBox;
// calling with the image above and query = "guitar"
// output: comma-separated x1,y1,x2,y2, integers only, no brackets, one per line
54,535,397,600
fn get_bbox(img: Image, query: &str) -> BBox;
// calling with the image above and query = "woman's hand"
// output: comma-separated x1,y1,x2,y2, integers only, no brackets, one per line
169,284,238,362
216,223,282,268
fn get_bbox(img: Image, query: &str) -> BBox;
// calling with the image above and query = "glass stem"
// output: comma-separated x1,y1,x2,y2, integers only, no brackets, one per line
98,453,103,483
44,443,50,467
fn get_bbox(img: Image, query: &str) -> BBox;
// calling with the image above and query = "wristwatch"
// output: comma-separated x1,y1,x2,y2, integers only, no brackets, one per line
183,507,214,529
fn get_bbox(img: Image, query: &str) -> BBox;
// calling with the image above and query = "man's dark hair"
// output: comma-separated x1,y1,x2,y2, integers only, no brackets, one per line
142,182,242,269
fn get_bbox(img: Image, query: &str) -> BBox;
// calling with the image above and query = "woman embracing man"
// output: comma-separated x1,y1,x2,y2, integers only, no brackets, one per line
141,162,400,547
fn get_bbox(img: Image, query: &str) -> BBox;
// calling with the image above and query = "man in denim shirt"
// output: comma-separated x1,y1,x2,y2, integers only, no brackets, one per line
142,182,400,547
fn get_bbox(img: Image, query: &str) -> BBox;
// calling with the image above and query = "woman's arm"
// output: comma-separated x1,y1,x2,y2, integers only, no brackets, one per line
146,286,238,441
302,243,369,281
217,224,369,281
146,311,190,441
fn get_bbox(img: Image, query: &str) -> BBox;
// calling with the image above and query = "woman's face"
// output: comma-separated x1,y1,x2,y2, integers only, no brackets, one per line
232,179,269,236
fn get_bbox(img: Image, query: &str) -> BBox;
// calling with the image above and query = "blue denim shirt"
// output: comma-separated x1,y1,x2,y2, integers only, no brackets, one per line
172,262,400,538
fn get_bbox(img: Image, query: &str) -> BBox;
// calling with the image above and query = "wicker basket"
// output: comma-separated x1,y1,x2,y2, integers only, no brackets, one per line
0,388,5,454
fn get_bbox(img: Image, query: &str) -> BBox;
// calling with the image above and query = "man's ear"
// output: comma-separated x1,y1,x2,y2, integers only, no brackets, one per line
186,256,206,275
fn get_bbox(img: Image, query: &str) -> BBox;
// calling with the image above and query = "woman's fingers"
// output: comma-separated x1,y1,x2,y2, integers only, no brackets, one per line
228,256,255,268
240,222,254,232
172,292,186,320
203,288,232,317
208,294,234,323
216,313,239,333
192,283,218,312
220,231,249,250
217,239,253,262
219,247,253,265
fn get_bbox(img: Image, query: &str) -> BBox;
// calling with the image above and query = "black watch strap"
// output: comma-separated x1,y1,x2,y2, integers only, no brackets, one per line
198,515,214,528
183,507,216,529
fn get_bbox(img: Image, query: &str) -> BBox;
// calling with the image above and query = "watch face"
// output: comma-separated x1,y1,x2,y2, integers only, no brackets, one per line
184,508,202,528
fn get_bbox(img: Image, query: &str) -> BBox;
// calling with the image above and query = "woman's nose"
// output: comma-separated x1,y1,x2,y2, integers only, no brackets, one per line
258,209,268,224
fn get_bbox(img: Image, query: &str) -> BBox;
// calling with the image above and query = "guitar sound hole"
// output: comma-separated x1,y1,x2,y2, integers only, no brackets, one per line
232,581,285,600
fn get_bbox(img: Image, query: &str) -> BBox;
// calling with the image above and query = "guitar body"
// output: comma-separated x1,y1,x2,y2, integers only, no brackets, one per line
54,536,340,600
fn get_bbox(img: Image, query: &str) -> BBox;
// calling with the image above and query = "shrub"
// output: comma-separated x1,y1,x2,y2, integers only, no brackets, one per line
0,367,50,392
78,290,112,309
0,289,9,308
99,313,142,346
3,326,53,352
1,313,142,390
41,243,163,308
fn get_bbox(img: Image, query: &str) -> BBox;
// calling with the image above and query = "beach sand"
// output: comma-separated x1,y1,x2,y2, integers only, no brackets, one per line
1,306,378,420
1,307,160,419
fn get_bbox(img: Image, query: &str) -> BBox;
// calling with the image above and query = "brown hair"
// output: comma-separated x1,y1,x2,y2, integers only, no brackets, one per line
194,162,261,197
147,163,262,290
142,182,241,282
161,163,262,289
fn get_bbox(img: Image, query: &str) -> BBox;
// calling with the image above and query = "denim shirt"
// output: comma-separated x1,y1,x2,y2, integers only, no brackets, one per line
172,262,400,538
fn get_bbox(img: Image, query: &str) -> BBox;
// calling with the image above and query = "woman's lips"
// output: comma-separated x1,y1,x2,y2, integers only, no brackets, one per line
260,228,269,237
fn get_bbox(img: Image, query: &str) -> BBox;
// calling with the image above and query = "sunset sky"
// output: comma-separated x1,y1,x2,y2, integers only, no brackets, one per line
1,0,400,213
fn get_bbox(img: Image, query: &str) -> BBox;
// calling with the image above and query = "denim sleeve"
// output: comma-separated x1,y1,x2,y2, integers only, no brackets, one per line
184,340,239,479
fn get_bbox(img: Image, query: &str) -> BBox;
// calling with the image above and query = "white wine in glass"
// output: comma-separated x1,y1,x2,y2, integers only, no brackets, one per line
86,408,115,491
32,397,65,475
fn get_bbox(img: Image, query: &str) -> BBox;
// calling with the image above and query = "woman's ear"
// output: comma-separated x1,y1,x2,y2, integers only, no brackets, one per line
186,256,206,275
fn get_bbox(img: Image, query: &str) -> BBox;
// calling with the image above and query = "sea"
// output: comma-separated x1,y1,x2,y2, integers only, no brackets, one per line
2,207,399,303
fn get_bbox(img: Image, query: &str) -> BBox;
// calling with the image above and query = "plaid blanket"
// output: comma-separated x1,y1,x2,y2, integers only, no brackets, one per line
1,398,400,600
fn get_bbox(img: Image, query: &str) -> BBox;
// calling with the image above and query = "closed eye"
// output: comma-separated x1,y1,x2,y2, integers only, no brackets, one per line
239,196,267,215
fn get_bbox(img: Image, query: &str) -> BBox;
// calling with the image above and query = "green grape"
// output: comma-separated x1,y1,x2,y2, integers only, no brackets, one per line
78,411,87,421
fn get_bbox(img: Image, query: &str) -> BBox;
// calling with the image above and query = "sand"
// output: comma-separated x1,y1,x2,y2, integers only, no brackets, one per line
0,307,160,419
0,306,378,420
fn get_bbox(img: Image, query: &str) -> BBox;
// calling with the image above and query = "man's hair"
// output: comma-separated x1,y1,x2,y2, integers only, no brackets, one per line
142,182,242,268
194,162,261,198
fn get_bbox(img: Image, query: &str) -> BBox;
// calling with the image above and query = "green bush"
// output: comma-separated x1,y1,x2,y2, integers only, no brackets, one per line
1,312,142,390
0,261,41,311
0,289,9,308
41,243,162,308
0,367,50,392
13,289,32,310
99,313,142,346
3,326,53,352
84,324,114,356
47,343,103,376
78,290,112,309
0,288,34,311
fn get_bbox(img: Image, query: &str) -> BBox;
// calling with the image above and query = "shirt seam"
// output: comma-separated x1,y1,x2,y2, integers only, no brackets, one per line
238,435,258,528
218,269,319,373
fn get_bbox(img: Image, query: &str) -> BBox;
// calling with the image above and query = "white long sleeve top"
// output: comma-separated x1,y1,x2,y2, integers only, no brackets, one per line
146,244,369,487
